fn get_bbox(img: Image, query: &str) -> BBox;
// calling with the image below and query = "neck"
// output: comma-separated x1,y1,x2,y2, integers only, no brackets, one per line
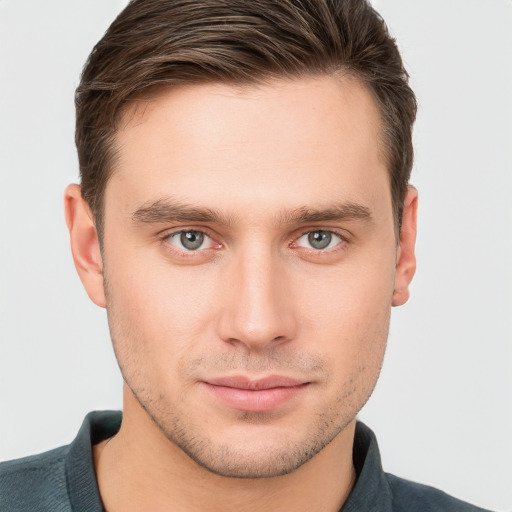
94,388,357,512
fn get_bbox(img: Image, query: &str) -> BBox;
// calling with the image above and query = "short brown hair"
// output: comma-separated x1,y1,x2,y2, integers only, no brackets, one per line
76,0,416,237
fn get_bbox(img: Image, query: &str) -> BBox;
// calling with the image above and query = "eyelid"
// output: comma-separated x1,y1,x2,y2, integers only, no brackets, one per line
298,227,350,240
159,227,222,253
157,226,350,256
293,227,350,242
290,228,350,252
159,226,216,241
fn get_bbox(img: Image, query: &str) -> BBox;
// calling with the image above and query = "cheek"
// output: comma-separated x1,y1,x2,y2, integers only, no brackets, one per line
295,251,395,375
299,252,395,332
103,248,222,376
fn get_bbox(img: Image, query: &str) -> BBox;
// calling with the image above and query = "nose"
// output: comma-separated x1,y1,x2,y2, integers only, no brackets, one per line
217,244,297,352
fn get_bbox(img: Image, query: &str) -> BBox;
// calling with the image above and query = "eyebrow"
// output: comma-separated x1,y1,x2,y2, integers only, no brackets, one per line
132,197,235,226
132,197,372,227
278,203,372,225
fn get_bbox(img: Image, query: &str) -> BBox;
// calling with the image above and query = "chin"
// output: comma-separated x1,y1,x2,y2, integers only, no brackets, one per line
146,401,351,479
173,439,324,479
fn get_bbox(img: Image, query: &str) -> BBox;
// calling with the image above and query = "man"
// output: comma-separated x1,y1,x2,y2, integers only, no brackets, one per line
0,1,498,511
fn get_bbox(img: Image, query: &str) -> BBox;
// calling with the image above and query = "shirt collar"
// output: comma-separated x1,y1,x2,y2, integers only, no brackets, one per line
340,421,393,511
66,410,122,512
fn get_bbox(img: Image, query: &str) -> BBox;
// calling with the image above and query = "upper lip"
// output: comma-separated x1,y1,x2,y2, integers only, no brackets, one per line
205,375,307,390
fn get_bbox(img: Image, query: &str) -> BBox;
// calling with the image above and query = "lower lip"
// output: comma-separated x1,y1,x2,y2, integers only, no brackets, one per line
204,383,309,412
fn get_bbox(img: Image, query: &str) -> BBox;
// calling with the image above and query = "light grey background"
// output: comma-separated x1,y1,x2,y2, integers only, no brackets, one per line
1,1,511,510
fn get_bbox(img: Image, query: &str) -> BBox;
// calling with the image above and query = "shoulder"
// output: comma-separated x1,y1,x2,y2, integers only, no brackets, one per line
386,473,493,512
0,445,72,512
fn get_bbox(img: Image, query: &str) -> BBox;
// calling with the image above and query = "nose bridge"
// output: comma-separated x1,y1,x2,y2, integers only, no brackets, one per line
218,240,295,350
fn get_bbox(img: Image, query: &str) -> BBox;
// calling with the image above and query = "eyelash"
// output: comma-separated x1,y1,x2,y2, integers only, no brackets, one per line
159,228,350,256
291,229,349,252
160,229,221,256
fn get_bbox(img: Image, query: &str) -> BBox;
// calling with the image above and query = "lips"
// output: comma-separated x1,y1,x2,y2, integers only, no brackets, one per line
203,376,310,412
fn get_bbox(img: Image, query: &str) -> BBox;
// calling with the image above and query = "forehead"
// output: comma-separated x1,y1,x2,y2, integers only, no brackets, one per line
107,76,390,220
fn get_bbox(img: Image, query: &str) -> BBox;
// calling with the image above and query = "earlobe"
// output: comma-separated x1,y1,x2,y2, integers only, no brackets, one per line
392,186,418,307
64,184,107,308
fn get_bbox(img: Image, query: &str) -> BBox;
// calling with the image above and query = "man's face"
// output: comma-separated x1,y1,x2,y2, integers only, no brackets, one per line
99,76,403,477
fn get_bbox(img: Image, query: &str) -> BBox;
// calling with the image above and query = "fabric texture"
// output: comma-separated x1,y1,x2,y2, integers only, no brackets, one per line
0,411,493,511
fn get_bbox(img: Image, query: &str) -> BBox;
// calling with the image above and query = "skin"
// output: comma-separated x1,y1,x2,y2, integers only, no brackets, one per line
65,75,417,512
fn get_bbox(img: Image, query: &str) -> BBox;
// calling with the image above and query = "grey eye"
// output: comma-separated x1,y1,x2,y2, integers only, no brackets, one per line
308,231,332,249
179,231,205,250
296,230,341,250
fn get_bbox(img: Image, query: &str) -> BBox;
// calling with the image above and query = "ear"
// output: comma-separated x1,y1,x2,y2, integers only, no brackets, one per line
64,184,106,308
392,186,418,307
